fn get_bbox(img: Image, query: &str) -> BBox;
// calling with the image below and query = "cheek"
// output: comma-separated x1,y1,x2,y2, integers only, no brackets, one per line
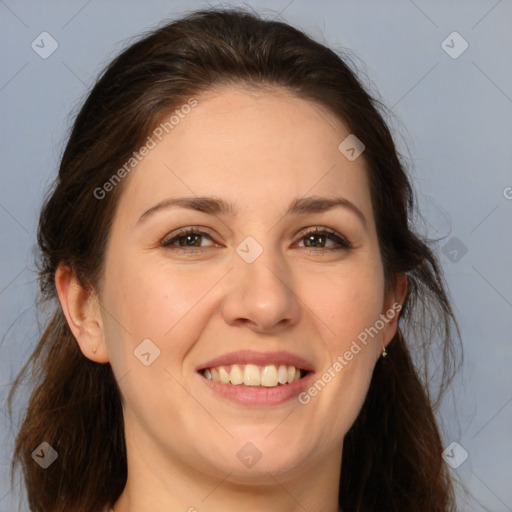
307,272,384,438
102,255,223,357
318,263,385,426
304,259,385,349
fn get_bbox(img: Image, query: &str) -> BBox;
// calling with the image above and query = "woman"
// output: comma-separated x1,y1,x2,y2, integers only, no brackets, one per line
9,7,461,512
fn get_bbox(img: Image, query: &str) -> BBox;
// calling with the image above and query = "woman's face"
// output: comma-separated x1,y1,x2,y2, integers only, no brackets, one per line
95,86,403,485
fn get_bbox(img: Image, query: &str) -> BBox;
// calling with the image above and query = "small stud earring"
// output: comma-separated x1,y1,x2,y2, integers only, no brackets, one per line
92,347,97,354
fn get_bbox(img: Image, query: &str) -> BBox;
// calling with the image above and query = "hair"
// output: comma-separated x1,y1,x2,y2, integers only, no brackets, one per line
8,7,462,512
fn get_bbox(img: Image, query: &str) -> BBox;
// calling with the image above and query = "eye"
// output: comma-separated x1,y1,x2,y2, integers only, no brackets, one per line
295,227,352,251
160,227,216,251
160,226,353,254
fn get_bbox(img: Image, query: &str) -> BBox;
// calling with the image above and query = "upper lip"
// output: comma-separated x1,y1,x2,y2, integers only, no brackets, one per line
197,350,315,372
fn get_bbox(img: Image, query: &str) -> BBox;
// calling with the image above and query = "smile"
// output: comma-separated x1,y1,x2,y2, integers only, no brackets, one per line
197,350,315,405
202,363,306,387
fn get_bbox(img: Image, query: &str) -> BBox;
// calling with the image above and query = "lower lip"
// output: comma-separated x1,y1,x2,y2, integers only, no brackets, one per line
198,371,315,406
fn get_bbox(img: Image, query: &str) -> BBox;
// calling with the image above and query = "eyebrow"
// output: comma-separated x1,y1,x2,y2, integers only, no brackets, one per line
136,195,367,229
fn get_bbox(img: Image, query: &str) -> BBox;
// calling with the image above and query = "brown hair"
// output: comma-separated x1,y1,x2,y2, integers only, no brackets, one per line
8,7,461,512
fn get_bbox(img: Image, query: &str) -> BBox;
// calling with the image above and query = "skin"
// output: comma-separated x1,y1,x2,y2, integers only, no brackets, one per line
56,85,407,512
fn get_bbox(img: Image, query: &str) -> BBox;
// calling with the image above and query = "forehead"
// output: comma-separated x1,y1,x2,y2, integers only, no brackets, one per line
115,85,373,225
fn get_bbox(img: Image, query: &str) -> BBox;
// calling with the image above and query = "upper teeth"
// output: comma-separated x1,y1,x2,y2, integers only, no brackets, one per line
203,364,302,387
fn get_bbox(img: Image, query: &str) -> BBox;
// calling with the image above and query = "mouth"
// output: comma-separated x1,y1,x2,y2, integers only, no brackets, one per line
201,363,310,388
196,350,314,406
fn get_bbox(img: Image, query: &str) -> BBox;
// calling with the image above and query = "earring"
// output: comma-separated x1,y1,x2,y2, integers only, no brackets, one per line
381,342,387,358
92,347,97,354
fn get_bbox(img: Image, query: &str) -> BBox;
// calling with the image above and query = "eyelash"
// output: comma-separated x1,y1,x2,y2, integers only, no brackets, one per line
160,226,353,254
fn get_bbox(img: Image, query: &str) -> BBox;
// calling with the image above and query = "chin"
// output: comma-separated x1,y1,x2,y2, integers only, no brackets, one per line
201,435,309,481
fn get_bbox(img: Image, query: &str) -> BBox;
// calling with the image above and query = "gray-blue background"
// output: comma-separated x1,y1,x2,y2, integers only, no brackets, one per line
1,1,511,510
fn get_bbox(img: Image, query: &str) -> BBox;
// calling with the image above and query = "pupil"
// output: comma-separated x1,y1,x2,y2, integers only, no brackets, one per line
306,234,324,247
181,234,200,247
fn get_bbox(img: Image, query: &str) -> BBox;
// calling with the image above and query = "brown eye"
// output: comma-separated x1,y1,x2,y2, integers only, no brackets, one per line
175,233,203,247
161,228,215,250
297,228,352,251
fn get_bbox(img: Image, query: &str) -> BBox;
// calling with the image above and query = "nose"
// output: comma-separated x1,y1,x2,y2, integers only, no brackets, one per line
220,245,301,334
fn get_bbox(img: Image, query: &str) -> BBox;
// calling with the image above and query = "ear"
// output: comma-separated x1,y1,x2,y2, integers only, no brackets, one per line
55,263,109,363
381,273,408,347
